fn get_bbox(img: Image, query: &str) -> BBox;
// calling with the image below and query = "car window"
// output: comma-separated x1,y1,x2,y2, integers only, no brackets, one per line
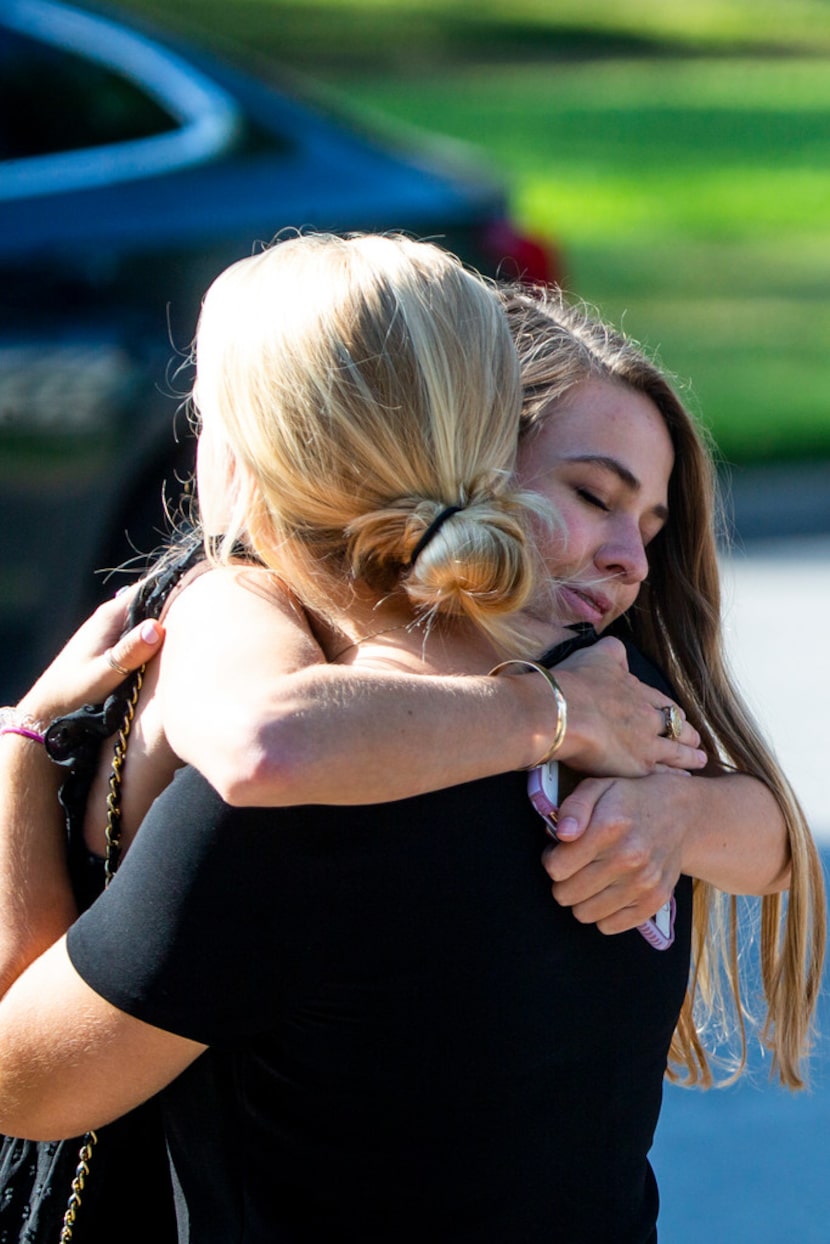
0,1,242,199
0,29,177,160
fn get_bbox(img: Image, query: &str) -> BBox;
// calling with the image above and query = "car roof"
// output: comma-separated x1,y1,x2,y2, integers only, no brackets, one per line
1,0,244,199
0,0,505,258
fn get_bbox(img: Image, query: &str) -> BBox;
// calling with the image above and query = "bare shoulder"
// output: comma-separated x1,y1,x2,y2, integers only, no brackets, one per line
164,563,302,621
155,562,327,790
158,563,324,727
163,564,318,652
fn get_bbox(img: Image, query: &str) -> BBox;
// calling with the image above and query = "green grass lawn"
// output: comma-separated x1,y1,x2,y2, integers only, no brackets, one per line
114,0,830,62
335,57,830,462
115,0,830,462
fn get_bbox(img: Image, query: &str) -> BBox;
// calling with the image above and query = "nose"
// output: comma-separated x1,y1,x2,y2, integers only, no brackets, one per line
595,523,649,585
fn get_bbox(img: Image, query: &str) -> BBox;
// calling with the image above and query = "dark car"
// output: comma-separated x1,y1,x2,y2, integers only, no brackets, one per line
0,0,559,699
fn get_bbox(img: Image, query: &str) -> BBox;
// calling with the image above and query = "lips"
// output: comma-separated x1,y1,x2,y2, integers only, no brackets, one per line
559,583,615,627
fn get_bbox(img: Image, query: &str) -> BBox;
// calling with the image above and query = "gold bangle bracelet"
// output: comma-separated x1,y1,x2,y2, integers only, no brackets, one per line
488,659,567,768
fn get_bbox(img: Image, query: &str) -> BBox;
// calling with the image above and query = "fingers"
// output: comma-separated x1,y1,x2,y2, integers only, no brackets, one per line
76,617,165,708
585,896,664,937
552,644,707,777
661,743,706,770
558,635,629,675
655,739,707,771
82,592,136,652
651,700,697,746
20,612,165,724
650,701,706,770
545,852,672,933
540,773,683,936
105,619,165,684
571,883,674,936
554,777,614,842
543,818,638,889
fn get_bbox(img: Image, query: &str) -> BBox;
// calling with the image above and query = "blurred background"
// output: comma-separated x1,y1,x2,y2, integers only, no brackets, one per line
2,2,830,1238
4,0,830,683
114,0,830,464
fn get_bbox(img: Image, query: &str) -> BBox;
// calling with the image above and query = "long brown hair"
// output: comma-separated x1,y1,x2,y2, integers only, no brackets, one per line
503,283,825,1089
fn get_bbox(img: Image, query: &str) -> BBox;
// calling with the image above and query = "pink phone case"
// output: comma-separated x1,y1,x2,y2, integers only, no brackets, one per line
527,760,675,950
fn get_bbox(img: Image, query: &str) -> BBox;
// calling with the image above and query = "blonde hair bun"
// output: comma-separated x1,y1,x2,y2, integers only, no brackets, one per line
347,484,550,626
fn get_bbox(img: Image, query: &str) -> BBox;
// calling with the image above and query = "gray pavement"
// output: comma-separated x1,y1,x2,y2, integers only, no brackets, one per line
653,519,830,1241
720,535,830,844
725,460,830,545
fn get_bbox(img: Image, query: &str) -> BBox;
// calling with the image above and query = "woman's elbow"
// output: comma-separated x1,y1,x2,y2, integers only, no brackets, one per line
198,716,318,808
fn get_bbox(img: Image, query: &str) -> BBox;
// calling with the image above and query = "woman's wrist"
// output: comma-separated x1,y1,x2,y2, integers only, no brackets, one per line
489,660,567,768
0,706,48,745
486,667,567,771
538,669,595,769
15,684,65,731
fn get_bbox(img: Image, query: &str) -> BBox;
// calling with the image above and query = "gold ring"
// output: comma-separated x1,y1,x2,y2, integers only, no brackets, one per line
106,649,130,678
659,704,683,742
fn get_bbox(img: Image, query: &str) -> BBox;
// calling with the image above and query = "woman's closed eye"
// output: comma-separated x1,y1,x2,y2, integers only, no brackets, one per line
576,487,609,512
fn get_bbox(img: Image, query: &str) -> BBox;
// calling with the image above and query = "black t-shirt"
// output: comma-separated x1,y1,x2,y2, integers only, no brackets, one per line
67,643,691,1243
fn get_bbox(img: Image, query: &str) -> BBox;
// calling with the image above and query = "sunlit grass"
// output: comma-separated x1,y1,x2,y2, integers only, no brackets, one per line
117,0,830,58
335,58,830,460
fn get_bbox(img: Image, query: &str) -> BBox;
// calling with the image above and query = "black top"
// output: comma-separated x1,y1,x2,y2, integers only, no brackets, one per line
67,641,691,1244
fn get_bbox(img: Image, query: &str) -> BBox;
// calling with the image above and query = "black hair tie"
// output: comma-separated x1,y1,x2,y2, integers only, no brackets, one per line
408,505,463,568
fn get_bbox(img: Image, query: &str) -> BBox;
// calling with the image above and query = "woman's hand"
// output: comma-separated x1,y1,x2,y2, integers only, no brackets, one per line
541,773,689,934
541,767,791,934
552,637,705,776
16,593,164,726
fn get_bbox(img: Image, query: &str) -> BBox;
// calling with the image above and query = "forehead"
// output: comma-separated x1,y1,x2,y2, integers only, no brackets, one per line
525,378,674,494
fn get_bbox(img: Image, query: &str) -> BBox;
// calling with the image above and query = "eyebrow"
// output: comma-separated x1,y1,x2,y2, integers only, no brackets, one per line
562,453,669,522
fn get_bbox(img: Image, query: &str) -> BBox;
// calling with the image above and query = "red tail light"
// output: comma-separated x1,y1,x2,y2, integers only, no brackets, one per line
480,219,564,288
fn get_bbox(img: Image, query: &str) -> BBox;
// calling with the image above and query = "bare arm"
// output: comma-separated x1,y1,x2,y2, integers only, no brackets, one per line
0,602,199,1140
158,568,705,806
0,932,203,1141
541,770,791,936
0,595,164,987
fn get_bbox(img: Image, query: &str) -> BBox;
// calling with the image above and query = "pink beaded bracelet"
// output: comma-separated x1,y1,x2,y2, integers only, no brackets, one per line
0,707,47,744
1,725,46,744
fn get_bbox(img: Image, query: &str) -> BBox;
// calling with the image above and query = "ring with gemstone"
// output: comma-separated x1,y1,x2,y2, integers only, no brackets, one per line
659,704,683,741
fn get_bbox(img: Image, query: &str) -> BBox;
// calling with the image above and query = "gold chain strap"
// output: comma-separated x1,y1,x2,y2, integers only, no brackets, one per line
103,667,144,886
57,1131,98,1244
58,666,145,1244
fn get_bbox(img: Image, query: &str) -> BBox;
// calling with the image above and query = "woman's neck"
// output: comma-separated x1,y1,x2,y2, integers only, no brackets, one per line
312,585,480,673
319,593,573,677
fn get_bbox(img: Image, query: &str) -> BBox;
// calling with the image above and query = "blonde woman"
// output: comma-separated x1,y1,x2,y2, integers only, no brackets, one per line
0,237,821,1242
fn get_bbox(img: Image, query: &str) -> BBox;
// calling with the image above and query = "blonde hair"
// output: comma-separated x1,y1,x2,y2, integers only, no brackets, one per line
192,232,550,646
503,283,825,1090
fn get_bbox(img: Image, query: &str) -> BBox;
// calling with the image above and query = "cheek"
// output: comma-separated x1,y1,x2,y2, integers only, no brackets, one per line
530,495,589,577
607,583,640,626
